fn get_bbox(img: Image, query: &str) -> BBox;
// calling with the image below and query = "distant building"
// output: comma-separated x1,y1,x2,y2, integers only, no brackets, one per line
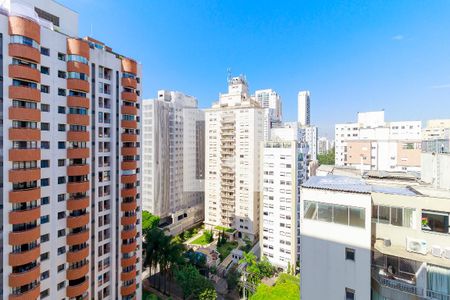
142,91,205,235
204,76,264,241
335,111,422,172
255,89,282,140
318,137,333,155
298,90,310,126
422,119,450,141
301,174,450,300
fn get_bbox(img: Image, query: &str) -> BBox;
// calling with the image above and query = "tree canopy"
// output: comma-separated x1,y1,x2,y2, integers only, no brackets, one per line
251,273,300,300
317,147,335,165
175,264,216,300
142,210,160,233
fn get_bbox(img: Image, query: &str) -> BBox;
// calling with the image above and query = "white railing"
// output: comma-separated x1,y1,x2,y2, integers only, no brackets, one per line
427,290,450,300
374,273,423,297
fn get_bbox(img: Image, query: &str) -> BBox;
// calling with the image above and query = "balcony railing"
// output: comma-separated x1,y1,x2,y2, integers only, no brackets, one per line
373,272,423,297
427,290,450,300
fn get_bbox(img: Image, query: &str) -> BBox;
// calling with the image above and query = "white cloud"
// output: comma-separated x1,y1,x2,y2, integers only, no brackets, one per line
430,83,450,89
392,35,404,41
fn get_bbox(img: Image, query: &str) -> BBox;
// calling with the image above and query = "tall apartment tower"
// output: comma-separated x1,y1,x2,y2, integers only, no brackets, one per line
255,89,282,140
260,139,308,270
205,75,264,241
298,90,310,126
142,91,205,235
0,1,142,299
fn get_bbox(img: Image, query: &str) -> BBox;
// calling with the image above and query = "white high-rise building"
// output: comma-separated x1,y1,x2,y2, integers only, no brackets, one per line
260,139,308,270
142,91,205,235
298,90,310,126
303,125,318,161
422,119,450,141
318,137,333,155
335,111,422,172
255,89,282,140
205,76,264,241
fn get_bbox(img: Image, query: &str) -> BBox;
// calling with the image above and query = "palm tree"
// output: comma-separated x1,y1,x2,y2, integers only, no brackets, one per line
144,228,165,287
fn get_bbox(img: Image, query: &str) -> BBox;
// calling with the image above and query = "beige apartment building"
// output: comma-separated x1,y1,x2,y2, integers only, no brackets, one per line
0,1,142,299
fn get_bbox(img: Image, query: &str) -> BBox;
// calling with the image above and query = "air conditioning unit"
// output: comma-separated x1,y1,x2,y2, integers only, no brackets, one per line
431,245,443,257
406,237,428,255
443,248,450,259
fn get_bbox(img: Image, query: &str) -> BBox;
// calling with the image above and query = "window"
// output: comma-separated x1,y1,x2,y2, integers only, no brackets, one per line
391,207,403,227
304,201,317,219
41,122,50,131
58,159,65,166
41,141,50,149
41,160,49,168
41,85,50,93
345,288,355,300
318,203,333,222
58,229,65,237
58,52,66,61
41,103,50,112
41,270,50,280
40,289,49,298
41,196,49,205
58,88,66,96
334,205,349,225
57,281,65,290
57,194,65,202
305,200,365,229
41,234,49,243
345,248,355,261
41,252,49,261
41,215,49,224
41,178,50,187
58,141,66,149
378,206,390,224
422,211,449,234
58,106,66,114
57,211,66,219
373,205,415,228
349,207,365,228
58,124,66,131
58,176,66,184
57,246,66,255
40,47,50,56
40,66,50,75
58,70,66,78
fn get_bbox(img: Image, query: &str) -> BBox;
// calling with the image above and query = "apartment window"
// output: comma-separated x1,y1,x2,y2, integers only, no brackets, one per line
349,207,365,228
422,211,449,234
58,229,65,237
58,159,65,166
41,196,50,205
40,66,50,75
57,281,65,290
40,47,50,56
41,178,50,187
345,248,355,261
41,215,49,224
41,234,49,243
345,288,355,300
41,252,49,261
57,211,66,219
58,106,66,114
41,103,50,112
58,141,66,149
41,160,49,168
58,124,66,131
41,122,50,131
58,88,66,96
58,70,66,78
40,270,50,280
40,289,49,298
58,194,65,202
304,200,365,229
372,205,414,228
57,247,66,255
41,85,49,93
58,52,66,61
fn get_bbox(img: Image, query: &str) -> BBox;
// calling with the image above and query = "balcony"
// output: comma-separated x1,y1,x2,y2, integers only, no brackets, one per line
67,214,89,228
9,148,40,161
9,245,40,266
67,78,89,93
67,262,89,280
9,107,40,122
9,264,40,287
120,281,136,296
67,61,90,75
8,168,40,183
9,64,40,82
121,187,137,198
121,215,137,226
9,128,40,141
67,131,90,142
67,197,89,211
67,114,89,126
67,181,90,193
67,230,89,245
121,268,137,281
121,254,137,267
121,120,138,129
67,247,89,263
121,133,137,142
121,147,138,156
121,200,137,211
9,206,40,224
66,277,89,298
8,282,40,299
121,91,137,102
121,161,137,170
68,96,90,109
67,164,90,176
9,187,40,203
9,225,40,245
9,85,40,102
67,148,90,159
121,228,137,240
9,43,40,63
372,270,422,297
121,105,138,115
121,174,137,184
121,77,137,89
121,241,137,253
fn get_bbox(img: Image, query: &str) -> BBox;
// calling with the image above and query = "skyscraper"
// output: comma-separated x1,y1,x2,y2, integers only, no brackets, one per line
0,1,142,299
255,89,282,140
298,90,310,126
204,75,264,241
142,91,205,235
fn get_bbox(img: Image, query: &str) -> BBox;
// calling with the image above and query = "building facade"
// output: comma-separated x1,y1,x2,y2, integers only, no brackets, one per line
301,175,450,300
422,119,450,141
335,111,422,172
0,1,142,299
142,91,205,235
297,90,310,126
204,76,264,241
260,140,308,270
255,89,282,140
318,136,333,155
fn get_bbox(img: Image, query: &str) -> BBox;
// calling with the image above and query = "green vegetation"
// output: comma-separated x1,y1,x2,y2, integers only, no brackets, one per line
317,147,335,165
250,273,300,300
171,225,202,244
142,211,160,233
175,264,217,300
238,238,253,253
226,269,240,290
191,230,214,245
239,253,276,286
217,240,238,260
214,225,235,233
142,290,160,300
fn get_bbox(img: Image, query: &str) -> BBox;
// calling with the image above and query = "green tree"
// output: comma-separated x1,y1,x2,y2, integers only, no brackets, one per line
226,269,240,291
317,147,335,165
203,230,213,243
142,210,160,233
175,264,215,300
199,288,217,300
250,273,300,300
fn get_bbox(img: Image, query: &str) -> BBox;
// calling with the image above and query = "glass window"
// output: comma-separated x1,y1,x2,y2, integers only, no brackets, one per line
318,203,333,222
422,211,449,233
378,206,390,224
334,204,349,225
403,208,414,228
391,207,403,226
40,47,50,56
345,248,355,261
349,207,365,228
345,288,355,300
371,205,378,223
304,201,317,220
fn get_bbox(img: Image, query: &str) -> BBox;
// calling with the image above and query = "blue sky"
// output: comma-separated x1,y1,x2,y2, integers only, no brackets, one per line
60,0,450,137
